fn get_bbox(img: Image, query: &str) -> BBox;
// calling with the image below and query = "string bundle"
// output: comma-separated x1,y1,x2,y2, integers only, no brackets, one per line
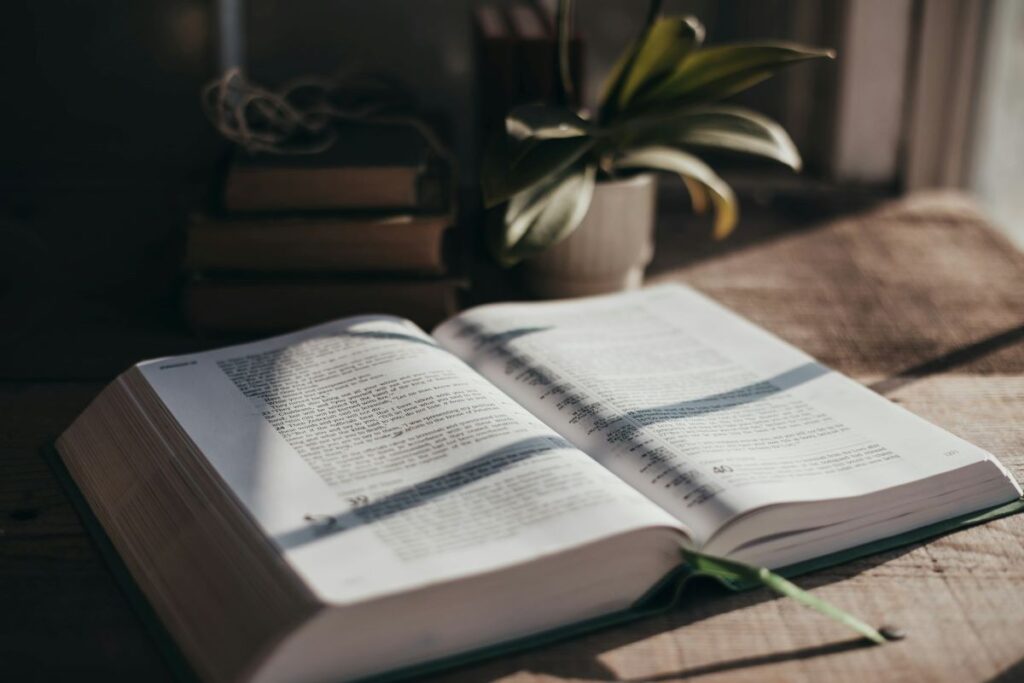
201,68,453,167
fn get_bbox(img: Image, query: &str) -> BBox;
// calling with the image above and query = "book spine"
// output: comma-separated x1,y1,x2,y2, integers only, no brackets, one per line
223,168,422,213
185,218,450,274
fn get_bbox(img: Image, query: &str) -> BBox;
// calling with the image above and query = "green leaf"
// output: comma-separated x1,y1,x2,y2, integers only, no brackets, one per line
482,134,595,208
633,42,835,110
614,145,737,239
505,104,593,141
680,548,888,645
627,105,801,170
496,163,597,265
616,16,705,112
598,28,646,122
599,10,696,120
501,168,566,251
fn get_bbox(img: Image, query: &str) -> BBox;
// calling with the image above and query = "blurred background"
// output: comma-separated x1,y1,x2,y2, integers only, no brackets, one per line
1,0,1021,353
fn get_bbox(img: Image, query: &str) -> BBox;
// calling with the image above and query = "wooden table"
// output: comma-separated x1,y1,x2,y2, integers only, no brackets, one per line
3,192,1023,682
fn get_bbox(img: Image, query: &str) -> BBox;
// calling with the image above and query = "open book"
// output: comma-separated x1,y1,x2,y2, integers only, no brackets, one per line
57,285,1022,683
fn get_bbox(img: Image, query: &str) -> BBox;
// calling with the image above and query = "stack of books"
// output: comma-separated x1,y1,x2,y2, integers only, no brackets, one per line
184,121,461,335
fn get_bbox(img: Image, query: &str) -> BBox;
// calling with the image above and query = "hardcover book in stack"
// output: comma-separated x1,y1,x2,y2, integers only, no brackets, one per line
184,121,461,334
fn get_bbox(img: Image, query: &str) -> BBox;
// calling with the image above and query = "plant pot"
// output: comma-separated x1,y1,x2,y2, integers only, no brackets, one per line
522,173,657,299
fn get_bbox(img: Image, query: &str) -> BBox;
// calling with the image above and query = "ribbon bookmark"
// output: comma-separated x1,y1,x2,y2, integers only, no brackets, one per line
680,548,889,645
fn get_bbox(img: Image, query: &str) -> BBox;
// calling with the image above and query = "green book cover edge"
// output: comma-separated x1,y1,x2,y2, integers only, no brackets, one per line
43,444,1024,683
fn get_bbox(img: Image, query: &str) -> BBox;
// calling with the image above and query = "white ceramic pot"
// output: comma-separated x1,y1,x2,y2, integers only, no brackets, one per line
522,173,657,298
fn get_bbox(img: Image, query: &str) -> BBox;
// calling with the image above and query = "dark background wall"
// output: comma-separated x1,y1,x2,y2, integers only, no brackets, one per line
1,1,220,308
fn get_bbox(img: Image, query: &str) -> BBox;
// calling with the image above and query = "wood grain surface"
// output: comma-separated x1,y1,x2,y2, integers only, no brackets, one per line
3,192,1022,682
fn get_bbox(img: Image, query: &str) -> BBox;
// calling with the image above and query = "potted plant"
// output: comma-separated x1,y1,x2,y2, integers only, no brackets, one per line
482,2,833,298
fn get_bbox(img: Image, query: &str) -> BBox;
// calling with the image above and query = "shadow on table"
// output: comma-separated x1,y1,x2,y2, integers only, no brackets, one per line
870,323,1024,395
437,542,919,682
621,634,872,682
987,658,1024,683
645,191,881,277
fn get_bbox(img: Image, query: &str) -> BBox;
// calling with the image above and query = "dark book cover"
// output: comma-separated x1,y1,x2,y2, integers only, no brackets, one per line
185,212,453,275
222,122,448,213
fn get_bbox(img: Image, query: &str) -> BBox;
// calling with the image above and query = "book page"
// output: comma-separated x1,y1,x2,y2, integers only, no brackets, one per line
138,316,679,604
434,285,1019,545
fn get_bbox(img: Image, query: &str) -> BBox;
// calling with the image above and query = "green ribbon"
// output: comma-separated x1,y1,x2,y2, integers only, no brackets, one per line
680,548,888,644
